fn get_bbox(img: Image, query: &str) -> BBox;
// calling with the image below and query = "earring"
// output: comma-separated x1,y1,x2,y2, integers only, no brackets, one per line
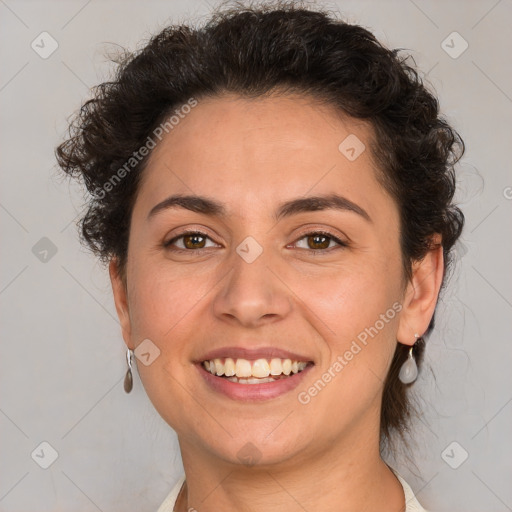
399,333,419,384
124,348,134,393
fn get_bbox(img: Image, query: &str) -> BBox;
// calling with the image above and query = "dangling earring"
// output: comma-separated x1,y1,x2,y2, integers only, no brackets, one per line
124,348,134,393
399,333,419,384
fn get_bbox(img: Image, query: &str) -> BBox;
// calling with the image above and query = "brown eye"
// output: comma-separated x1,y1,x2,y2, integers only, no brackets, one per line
307,234,331,250
293,231,347,252
182,233,206,249
164,231,217,251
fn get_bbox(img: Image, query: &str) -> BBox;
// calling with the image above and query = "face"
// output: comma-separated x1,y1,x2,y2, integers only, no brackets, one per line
111,93,436,468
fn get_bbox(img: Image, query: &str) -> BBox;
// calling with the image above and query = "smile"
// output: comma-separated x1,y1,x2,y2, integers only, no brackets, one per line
202,357,310,384
197,357,314,401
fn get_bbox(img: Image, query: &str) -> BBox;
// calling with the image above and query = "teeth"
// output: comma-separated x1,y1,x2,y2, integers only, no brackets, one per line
214,358,224,376
235,359,252,377
227,376,278,384
252,359,270,378
224,357,235,377
202,357,310,379
270,358,283,375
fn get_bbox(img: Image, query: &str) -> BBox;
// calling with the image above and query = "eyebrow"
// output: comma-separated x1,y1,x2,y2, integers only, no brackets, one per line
147,193,372,223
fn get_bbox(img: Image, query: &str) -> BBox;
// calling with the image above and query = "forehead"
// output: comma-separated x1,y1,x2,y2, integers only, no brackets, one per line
135,93,395,223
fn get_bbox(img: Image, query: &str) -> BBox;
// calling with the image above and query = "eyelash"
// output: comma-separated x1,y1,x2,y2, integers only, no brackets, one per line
163,229,348,254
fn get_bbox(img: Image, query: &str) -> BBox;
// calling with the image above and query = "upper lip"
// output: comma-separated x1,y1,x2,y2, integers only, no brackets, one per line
195,346,314,363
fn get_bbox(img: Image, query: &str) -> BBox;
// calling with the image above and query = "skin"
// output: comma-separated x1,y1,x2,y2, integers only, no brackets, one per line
110,93,443,512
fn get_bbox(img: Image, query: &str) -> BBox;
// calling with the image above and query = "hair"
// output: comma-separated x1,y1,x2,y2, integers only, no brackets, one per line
55,0,465,456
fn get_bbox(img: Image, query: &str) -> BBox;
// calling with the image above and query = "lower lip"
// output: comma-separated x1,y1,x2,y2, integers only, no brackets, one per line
196,362,314,401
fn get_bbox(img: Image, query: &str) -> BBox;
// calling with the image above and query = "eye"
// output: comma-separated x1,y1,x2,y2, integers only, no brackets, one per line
163,229,347,253
292,231,348,252
163,231,219,251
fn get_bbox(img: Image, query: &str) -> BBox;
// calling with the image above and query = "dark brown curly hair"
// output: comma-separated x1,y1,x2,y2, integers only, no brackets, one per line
55,1,465,456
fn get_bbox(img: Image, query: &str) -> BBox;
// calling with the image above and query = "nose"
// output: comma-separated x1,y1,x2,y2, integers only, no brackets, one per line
212,246,292,328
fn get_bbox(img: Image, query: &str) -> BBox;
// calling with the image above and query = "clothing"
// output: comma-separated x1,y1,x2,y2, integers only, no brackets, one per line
391,469,429,512
156,469,428,512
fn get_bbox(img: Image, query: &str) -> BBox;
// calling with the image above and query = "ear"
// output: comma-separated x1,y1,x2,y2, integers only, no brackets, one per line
397,234,444,346
109,258,133,350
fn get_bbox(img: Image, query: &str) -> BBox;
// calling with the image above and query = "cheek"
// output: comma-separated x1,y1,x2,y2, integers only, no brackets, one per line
304,262,399,329
126,258,221,353
296,259,401,383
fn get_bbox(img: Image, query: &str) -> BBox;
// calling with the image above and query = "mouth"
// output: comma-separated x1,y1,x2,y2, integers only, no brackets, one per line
195,355,315,401
200,357,314,384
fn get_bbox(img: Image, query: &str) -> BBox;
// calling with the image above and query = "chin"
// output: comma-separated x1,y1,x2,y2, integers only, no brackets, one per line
201,428,309,469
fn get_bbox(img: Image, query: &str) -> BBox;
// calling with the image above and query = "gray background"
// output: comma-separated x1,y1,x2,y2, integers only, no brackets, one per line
1,0,511,511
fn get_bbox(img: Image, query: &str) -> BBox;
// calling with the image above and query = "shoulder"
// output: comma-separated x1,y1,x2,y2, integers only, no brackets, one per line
155,474,185,512
156,471,430,512
391,470,430,512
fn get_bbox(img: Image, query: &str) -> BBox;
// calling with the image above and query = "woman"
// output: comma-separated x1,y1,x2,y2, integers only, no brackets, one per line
56,2,465,511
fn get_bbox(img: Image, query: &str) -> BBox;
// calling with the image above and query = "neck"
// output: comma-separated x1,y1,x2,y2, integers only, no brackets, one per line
175,426,405,512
